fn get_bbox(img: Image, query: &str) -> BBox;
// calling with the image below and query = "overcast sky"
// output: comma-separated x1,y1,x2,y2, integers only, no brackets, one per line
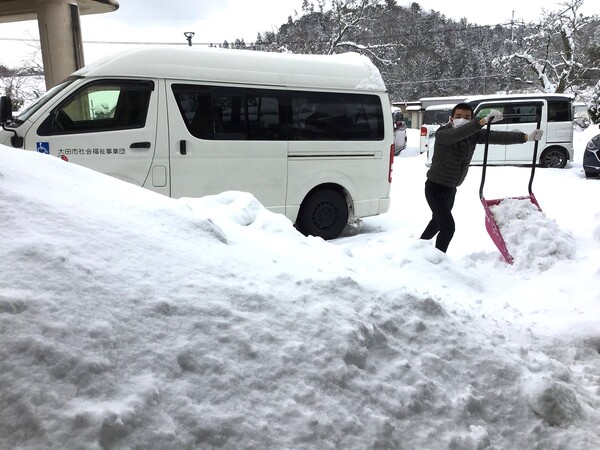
0,0,596,68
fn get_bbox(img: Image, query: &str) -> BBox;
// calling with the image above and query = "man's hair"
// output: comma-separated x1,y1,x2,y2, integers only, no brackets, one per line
452,103,474,116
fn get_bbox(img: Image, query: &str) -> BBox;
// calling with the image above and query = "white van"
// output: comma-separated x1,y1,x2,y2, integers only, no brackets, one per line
419,103,454,154
426,93,574,168
0,47,394,240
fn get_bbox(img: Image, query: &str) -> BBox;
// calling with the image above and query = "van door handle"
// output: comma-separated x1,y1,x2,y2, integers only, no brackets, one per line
180,140,187,155
130,141,151,149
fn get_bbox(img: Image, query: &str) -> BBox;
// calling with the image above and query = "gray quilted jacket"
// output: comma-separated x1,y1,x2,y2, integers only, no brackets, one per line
427,120,525,187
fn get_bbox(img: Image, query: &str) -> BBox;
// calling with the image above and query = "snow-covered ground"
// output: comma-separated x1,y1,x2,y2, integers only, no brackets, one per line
1,125,599,449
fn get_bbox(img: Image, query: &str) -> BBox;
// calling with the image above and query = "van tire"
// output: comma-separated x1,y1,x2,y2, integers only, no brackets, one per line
297,189,349,240
540,147,568,169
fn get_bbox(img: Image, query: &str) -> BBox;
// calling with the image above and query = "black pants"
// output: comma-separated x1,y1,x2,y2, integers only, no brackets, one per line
420,180,457,253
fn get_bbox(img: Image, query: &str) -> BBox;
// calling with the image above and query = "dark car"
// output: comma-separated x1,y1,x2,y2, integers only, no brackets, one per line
583,126,600,178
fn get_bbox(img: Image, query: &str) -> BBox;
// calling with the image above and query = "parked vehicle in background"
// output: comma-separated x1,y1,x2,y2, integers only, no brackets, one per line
426,93,574,169
0,47,394,240
573,102,591,129
392,106,407,155
419,103,453,154
583,125,600,178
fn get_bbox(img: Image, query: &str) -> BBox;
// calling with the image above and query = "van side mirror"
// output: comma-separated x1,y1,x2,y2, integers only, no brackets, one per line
0,96,13,124
0,95,24,148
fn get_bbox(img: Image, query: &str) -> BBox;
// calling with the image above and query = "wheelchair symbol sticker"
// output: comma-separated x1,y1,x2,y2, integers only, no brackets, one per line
37,142,50,154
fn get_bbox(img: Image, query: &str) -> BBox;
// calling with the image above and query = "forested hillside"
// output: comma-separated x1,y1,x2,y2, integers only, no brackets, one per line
229,0,600,103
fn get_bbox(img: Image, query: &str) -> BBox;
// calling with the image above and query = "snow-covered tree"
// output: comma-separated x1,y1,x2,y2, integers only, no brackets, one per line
257,0,394,58
0,65,44,111
504,0,599,93
324,0,394,61
250,0,593,100
589,80,600,123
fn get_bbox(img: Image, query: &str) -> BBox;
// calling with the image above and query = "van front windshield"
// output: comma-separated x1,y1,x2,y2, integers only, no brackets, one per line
14,77,79,125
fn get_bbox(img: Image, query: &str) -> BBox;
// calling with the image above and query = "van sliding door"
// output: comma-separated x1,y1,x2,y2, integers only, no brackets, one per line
167,82,288,213
504,102,544,162
471,103,509,163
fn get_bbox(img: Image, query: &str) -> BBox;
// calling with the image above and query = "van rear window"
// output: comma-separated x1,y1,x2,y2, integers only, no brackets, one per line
423,110,451,125
548,101,572,122
171,84,384,141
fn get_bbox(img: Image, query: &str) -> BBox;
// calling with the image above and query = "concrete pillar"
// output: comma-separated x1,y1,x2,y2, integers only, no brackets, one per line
36,0,84,89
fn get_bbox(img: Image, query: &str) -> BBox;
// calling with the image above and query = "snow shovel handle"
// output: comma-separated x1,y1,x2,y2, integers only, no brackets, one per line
479,113,542,200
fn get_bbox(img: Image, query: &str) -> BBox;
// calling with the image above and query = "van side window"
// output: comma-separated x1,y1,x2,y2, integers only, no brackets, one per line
548,101,572,122
172,86,215,139
509,104,542,123
291,92,383,140
172,84,383,141
173,85,285,141
475,105,510,124
39,80,154,135
475,103,542,124
213,90,246,139
246,92,285,140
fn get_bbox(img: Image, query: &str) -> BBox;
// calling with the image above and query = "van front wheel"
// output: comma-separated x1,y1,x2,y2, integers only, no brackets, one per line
540,147,568,168
297,189,349,240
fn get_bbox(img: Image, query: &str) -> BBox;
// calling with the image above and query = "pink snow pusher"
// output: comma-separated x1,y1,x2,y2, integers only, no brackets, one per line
479,113,543,264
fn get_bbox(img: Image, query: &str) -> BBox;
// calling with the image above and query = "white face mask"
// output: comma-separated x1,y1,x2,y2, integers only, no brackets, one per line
452,118,470,128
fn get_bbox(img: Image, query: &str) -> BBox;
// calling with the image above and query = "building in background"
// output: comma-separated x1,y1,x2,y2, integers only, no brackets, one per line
0,0,118,89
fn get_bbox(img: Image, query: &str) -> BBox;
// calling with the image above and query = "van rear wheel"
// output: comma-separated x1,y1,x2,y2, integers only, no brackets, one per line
540,147,568,168
297,189,348,240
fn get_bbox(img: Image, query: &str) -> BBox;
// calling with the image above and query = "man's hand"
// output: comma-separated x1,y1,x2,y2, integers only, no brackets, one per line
484,110,503,124
527,129,544,141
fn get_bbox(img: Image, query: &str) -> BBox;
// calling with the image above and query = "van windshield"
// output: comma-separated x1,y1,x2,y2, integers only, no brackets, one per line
15,77,79,124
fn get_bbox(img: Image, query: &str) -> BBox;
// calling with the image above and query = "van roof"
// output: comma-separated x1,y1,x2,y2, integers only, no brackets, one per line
419,96,467,109
73,46,387,92
465,92,574,103
425,103,455,110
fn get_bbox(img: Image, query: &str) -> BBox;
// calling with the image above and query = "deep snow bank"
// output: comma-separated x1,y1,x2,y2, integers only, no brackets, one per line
1,147,600,449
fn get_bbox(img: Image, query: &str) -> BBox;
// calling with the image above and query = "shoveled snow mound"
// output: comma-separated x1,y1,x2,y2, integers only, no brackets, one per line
490,198,576,270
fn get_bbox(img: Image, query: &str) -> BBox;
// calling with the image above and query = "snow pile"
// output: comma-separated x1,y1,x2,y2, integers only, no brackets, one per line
489,198,576,270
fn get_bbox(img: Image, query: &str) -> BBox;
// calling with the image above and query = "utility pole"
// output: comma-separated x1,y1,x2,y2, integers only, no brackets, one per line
506,11,515,94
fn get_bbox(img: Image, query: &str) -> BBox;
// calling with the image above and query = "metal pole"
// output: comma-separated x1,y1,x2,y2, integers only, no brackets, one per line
506,11,515,94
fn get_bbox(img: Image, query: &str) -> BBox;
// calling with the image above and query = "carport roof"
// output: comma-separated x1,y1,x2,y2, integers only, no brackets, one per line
0,0,118,23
